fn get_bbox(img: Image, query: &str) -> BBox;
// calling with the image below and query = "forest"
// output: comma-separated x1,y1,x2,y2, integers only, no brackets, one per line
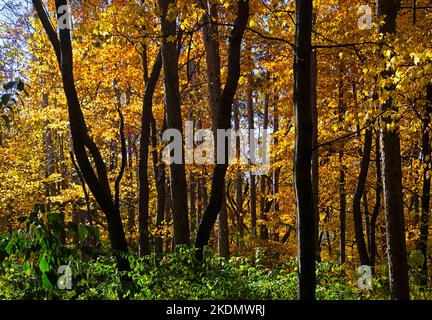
0,0,431,301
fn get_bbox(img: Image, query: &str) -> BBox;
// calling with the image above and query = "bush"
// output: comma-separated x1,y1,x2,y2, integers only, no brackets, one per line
0,214,430,300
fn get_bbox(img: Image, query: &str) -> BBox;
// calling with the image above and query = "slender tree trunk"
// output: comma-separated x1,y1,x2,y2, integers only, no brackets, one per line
247,67,257,237
218,191,230,258
159,0,190,247
353,129,372,266
370,133,382,269
33,0,130,272
164,178,172,252
197,173,203,225
364,192,371,255
339,150,346,265
196,119,204,226
202,0,222,129
260,92,270,240
376,0,409,300
202,176,208,214
294,0,316,300
418,83,432,286
189,171,197,242
138,50,162,256
234,101,244,237
273,97,280,241
311,48,320,262
127,136,135,233
195,0,249,259
201,0,230,251
152,116,166,260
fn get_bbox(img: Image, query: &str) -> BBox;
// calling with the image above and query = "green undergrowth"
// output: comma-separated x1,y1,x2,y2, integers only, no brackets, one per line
0,213,430,300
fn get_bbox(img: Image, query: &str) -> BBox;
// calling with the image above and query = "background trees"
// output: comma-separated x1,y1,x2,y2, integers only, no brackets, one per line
0,0,431,300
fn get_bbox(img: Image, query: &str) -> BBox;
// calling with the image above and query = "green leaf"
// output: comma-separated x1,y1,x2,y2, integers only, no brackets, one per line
3,81,18,90
408,250,425,268
5,241,14,255
39,254,50,273
78,226,89,240
41,272,54,290
17,80,24,92
1,94,11,105
23,261,32,276
89,226,100,239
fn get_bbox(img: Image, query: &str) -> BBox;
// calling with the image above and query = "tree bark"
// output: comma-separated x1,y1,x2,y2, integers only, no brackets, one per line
294,0,316,300
311,48,320,262
234,101,244,237
189,171,197,242
418,83,432,286
127,136,135,233
247,66,257,237
138,50,162,256
33,0,129,272
353,129,372,266
218,192,230,258
339,149,346,265
202,0,222,129
370,133,382,269
260,92,270,240
195,0,249,259
152,116,166,260
376,0,410,300
158,0,190,247
201,0,230,251
273,96,281,241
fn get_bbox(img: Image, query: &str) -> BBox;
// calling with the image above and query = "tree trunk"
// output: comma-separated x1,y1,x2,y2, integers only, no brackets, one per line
260,92,270,240
159,0,190,247
311,48,320,262
201,0,230,250
339,149,346,265
370,133,382,269
202,0,222,129
164,178,172,252
195,0,249,259
273,96,281,241
234,101,244,237
364,192,371,255
247,66,257,237
33,0,130,272
152,116,166,260
189,171,197,242
418,83,432,286
218,192,230,258
376,0,410,300
294,0,316,300
138,50,162,256
127,136,135,233
353,129,372,266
